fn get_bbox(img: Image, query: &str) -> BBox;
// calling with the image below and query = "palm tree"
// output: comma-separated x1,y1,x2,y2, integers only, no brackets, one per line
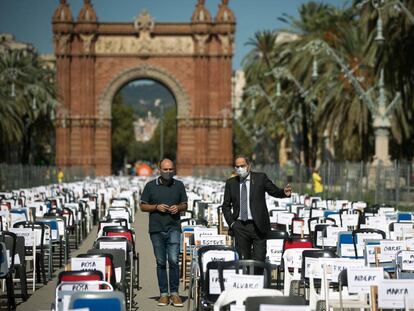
0,49,57,164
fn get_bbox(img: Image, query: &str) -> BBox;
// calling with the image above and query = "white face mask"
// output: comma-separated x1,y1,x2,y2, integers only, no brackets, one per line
235,166,249,178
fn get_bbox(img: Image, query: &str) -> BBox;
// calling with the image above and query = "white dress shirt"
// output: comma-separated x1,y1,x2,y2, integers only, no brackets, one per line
238,174,252,220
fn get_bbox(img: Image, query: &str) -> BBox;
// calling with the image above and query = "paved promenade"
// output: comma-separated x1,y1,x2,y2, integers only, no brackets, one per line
15,208,189,311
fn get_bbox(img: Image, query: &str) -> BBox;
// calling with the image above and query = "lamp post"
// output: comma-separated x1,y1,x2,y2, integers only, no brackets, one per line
245,84,304,164
300,39,401,165
154,98,163,161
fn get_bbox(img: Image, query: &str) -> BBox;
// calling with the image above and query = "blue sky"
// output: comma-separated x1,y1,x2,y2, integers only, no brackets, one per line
0,0,345,69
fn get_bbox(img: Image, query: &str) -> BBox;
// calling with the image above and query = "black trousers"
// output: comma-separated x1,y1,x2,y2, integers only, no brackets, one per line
233,219,266,261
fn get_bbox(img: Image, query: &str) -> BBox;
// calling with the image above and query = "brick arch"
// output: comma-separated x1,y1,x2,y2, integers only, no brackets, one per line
53,4,235,175
98,64,190,121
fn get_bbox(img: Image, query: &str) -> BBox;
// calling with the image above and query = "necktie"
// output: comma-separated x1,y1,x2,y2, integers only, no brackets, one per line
240,180,248,221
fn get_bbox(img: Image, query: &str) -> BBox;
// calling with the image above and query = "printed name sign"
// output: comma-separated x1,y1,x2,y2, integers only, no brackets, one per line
202,250,237,271
341,214,359,227
266,239,284,265
71,257,106,278
380,240,406,262
401,251,414,271
327,259,365,282
199,235,226,246
194,227,218,244
323,227,347,247
393,223,414,239
208,269,236,294
378,279,414,308
226,273,264,290
60,282,100,291
9,228,40,247
347,267,383,294
283,248,314,269
277,212,295,225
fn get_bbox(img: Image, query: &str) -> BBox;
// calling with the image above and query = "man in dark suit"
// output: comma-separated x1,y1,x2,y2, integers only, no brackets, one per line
222,155,292,261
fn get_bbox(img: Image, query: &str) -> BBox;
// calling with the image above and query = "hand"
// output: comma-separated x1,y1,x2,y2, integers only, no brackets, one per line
284,184,292,197
156,204,170,213
169,205,179,214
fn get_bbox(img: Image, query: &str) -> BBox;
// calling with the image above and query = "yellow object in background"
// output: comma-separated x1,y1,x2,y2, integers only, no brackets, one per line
312,171,323,193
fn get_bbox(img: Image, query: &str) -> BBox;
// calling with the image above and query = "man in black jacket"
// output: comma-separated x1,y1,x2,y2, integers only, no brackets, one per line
222,155,292,261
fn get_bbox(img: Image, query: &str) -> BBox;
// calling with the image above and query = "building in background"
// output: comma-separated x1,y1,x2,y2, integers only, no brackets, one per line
134,111,159,142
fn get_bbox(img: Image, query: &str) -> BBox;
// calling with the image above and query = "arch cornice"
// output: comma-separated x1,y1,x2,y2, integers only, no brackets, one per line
98,64,191,121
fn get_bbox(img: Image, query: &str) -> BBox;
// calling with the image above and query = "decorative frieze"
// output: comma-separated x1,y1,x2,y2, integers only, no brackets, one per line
95,35,194,55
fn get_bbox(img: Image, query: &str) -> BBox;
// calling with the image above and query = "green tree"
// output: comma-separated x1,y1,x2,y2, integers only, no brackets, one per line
0,49,57,164
111,93,137,173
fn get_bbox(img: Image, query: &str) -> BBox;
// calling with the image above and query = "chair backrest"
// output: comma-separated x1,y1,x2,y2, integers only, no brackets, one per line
283,236,313,250
87,249,126,284
102,226,134,242
0,242,9,278
69,291,126,311
245,295,308,311
58,270,104,284
217,259,272,291
0,231,17,269
197,245,238,283
266,231,287,266
352,228,386,258
76,253,117,287
94,236,131,257
339,208,362,229
300,249,337,283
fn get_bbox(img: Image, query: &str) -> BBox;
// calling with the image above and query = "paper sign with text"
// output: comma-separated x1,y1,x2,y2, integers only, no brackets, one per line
347,267,383,294
226,273,264,290
378,279,414,309
208,269,236,294
266,239,284,265
202,250,237,271
71,257,106,278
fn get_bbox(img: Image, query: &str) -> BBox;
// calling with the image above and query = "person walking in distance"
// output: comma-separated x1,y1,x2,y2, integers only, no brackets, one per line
140,158,188,307
222,155,292,261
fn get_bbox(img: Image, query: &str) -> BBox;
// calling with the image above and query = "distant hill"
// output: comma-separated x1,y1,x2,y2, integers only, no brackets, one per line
119,81,175,118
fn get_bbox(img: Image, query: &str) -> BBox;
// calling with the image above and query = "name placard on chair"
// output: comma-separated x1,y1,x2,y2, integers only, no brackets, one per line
402,251,414,271
347,267,383,294
378,279,414,309
202,250,237,271
209,269,236,294
194,227,217,245
9,228,40,247
226,273,264,290
71,257,106,277
266,239,284,265
199,235,226,246
379,240,405,262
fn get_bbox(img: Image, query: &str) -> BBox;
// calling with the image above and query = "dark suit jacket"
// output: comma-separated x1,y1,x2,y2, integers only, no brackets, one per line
222,171,288,234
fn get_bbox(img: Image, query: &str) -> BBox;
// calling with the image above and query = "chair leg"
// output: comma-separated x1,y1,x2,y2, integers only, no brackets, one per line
59,239,63,268
39,252,47,285
6,274,16,311
16,265,29,301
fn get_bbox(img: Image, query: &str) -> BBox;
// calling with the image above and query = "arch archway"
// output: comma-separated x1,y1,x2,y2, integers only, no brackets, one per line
53,1,235,175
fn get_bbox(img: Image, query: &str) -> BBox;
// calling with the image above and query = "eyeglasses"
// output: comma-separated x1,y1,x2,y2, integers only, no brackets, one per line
235,165,247,169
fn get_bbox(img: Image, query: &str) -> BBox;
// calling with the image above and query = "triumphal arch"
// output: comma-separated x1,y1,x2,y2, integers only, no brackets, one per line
52,0,235,175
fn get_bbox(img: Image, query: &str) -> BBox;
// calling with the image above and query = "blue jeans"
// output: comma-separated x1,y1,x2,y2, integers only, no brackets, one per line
150,229,181,296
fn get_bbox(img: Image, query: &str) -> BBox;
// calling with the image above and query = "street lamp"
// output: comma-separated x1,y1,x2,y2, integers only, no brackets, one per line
300,39,401,165
154,98,163,161
358,0,414,44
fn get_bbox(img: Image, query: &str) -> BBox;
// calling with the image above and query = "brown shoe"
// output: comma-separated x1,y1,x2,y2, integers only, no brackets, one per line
158,295,170,306
170,295,183,307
